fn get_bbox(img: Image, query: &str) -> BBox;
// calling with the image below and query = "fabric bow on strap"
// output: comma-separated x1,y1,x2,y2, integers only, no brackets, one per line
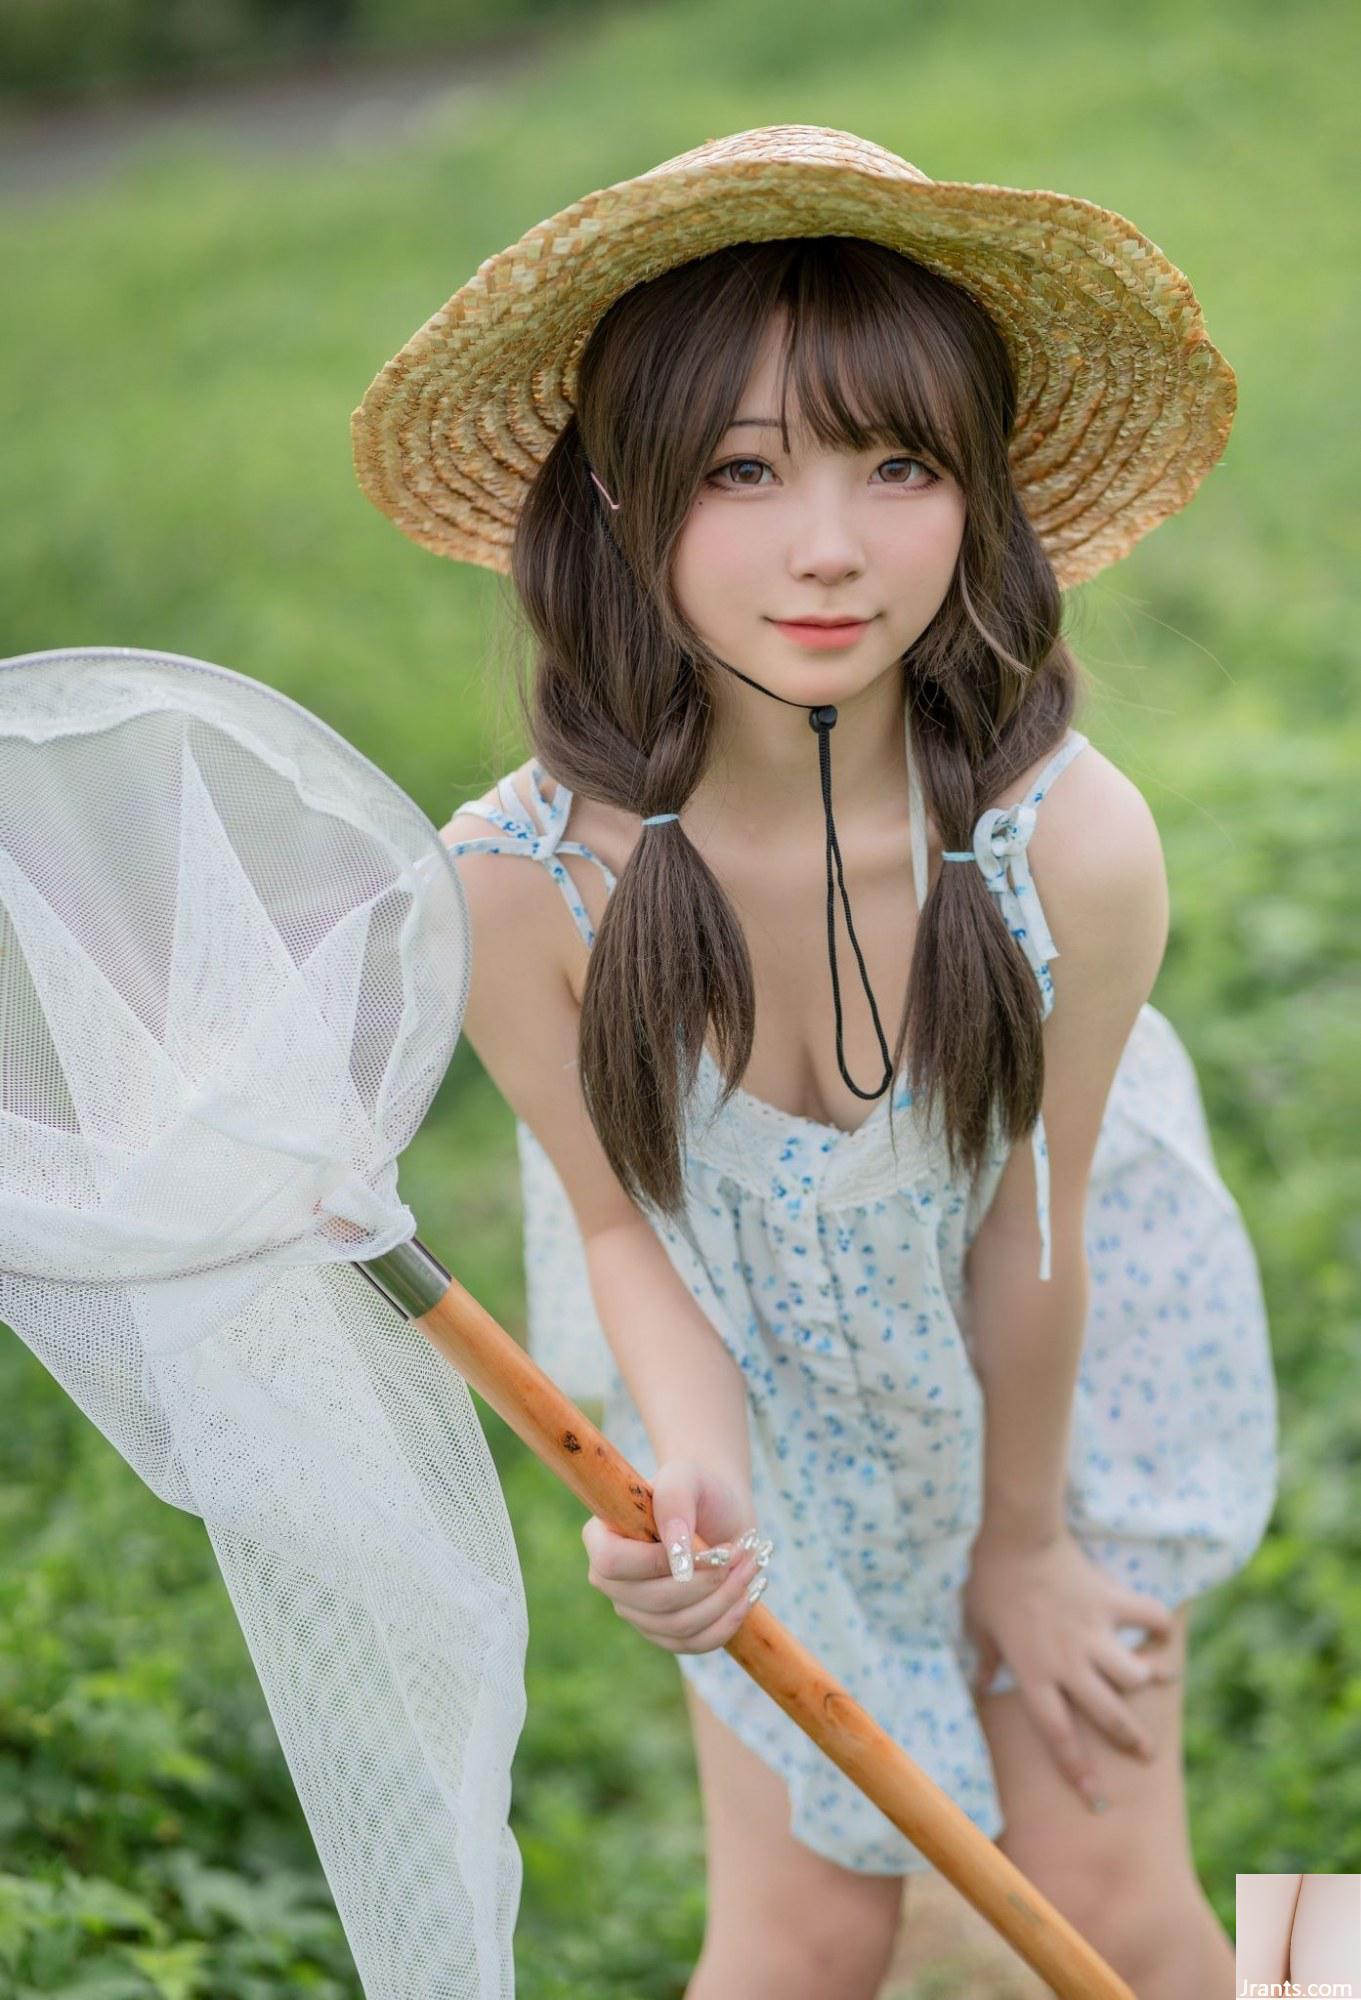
956,803,1060,979
447,778,614,938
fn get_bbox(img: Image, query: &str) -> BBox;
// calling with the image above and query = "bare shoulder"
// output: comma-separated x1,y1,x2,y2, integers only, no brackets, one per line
436,761,645,1243
441,759,627,1013
990,734,1168,974
966,736,1170,1261
438,757,573,980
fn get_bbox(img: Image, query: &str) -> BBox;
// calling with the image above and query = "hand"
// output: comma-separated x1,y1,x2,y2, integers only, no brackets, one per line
581,1457,772,1656
963,1523,1178,1807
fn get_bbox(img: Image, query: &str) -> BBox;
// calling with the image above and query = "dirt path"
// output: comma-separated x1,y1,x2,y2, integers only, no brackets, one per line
0,31,549,203
886,1868,1053,1996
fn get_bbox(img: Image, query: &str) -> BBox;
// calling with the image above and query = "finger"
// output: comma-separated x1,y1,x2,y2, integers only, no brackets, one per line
593,1533,757,1609
1091,1633,1178,1693
630,1548,762,1632
698,1525,770,1569
594,1558,743,1615
1070,1666,1157,1764
629,1573,766,1656
715,1565,770,1640
582,1516,678,1583
970,1639,1002,1695
647,1527,770,1593
694,1559,772,1652
620,1551,762,1642
1115,1592,1177,1643
583,1513,758,1583
1023,1681,1101,1803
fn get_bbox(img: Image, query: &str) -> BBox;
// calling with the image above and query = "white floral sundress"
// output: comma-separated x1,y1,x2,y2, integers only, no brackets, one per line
446,711,1279,1874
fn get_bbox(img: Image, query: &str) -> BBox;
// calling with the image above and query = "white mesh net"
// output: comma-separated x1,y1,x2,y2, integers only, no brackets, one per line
0,646,527,1999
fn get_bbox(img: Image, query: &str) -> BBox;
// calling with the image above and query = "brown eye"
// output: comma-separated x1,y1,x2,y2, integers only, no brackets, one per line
877,457,940,487
705,458,771,488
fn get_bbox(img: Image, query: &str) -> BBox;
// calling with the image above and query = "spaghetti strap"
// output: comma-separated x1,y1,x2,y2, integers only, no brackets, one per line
993,730,1089,1016
921,724,1091,1281
443,762,618,951
1016,731,1089,1284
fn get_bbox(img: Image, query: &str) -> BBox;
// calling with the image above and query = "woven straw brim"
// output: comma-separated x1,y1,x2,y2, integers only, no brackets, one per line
350,128,1236,589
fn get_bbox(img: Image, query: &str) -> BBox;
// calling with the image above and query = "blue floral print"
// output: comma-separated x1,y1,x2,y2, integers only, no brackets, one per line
445,714,1278,1873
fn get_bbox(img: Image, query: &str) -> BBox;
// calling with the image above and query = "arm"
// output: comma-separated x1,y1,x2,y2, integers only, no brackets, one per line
441,813,752,1490
965,754,1171,1550
585,1219,753,1490
1234,1873,1302,1988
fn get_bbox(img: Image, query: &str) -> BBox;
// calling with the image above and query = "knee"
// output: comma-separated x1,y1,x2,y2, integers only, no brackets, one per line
1005,1839,1199,1987
1059,1875,1153,1983
798,1903,902,1999
702,1886,903,2000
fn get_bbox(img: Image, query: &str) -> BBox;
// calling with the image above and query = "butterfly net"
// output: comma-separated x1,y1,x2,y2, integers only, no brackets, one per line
0,646,527,1999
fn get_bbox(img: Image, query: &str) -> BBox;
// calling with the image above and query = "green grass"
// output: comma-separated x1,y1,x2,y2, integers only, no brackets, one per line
1,0,1358,1990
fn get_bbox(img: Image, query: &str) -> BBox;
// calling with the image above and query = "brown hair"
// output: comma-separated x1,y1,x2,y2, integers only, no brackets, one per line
507,235,1082,1220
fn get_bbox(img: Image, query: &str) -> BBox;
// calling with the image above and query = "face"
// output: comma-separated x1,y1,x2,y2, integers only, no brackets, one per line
670,311,968,702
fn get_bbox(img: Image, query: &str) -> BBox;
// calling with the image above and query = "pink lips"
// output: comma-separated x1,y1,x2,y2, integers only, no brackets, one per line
771,618,874,650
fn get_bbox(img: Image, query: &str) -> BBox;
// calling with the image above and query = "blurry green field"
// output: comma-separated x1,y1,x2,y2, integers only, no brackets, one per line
1,0,1358,1991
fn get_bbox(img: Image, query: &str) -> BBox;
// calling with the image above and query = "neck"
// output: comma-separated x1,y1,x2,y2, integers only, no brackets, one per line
684,655,912,843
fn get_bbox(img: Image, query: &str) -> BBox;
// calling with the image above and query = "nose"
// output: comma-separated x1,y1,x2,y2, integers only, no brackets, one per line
786,480,867,582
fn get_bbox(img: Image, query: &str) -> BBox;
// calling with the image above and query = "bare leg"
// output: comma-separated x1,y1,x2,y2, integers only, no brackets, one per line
973,1604,1234,1997
680,1677,906,2000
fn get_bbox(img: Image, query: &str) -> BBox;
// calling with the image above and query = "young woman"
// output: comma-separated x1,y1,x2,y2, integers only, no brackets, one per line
353,126,1278,2000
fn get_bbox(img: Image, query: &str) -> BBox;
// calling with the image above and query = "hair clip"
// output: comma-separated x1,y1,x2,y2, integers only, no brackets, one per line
588,469,621,511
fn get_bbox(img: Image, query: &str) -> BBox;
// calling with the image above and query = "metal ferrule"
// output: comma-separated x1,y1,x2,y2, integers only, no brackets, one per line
356,1236,451,1318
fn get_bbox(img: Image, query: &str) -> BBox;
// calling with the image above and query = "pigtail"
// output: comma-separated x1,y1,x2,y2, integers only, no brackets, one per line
576,717,757,1219
505,233,1084,1221
512,417,762,1218
896,494,1078,1185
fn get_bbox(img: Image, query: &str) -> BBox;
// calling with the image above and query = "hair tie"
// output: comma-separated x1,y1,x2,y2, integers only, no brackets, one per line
641,812,680,825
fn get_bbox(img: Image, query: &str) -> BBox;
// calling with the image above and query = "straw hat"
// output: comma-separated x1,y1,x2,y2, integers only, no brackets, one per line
350,124,1236,589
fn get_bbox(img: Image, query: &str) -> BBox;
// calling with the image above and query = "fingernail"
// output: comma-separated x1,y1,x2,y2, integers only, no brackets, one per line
733,1527,761,1555
1080,1779,1111,1813
746,1574,769,1605
665,1520,692,1581
694,1544,732,1569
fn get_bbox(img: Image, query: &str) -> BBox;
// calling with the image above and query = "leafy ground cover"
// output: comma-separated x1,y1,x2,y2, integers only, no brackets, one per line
2,0,1356,1988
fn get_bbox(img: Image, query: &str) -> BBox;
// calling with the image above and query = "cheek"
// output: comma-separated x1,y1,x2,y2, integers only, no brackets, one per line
921,493,969,573
875,497,966,602
672,503,755,617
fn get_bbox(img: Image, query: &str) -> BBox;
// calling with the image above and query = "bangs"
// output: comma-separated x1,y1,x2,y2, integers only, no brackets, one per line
579,233,1013,545
751,237,980,480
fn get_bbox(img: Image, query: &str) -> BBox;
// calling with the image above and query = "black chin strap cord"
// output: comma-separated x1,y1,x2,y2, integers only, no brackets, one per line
587,461,894,1103
701,656,896,1105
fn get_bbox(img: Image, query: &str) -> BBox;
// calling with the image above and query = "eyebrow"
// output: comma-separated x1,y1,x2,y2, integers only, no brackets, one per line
724,417,920,441
717,417,942,462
